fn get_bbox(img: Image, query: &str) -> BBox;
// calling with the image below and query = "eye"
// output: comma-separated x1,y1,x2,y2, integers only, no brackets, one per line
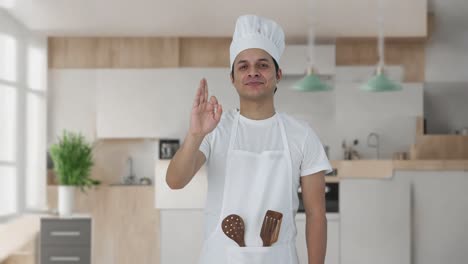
238,65,248,71
259,63,269,68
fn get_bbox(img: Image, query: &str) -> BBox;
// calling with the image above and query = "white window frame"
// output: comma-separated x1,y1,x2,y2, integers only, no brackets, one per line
0,16,47,222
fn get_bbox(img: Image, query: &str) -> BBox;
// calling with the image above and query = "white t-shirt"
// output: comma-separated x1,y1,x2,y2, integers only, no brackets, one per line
199,109,332,238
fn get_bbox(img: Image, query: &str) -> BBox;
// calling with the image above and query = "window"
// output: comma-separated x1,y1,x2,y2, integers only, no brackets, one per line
0,21,47,220
0,33,18,218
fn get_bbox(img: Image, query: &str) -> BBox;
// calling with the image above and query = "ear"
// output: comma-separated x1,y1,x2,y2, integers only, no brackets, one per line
276,68,283,82
230,71,234,84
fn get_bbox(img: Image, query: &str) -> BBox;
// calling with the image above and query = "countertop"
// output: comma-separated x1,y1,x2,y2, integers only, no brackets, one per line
329,159,468,179
296,213,340,221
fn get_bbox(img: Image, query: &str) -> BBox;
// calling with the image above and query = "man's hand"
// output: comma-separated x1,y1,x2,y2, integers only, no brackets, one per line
190,78,223,137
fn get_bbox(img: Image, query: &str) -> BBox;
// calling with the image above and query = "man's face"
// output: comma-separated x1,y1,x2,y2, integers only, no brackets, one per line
230,48,282,101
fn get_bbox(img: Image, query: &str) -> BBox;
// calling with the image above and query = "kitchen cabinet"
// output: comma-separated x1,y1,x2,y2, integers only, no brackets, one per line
96,68,235,139
49,70,97,142
296,213,340,264
159,210,205,264
155,159,207,209
40,216,92,264
340,177,410,264
47,186,159,264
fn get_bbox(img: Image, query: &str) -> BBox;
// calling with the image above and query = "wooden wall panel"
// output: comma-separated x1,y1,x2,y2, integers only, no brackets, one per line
49,37,179,68
48,37,99,68
336,38,425,82
179,37,231,67
411,135,468,160
410,116,468,160
49,36,426,82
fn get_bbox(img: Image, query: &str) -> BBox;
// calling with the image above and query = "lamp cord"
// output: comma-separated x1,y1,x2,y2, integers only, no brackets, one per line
307,0,317,69
378,0,385,69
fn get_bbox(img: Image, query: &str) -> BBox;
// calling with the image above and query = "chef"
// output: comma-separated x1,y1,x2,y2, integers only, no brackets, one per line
166,14,332,264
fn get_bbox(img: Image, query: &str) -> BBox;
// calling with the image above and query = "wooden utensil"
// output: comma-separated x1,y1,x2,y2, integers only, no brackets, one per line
260,210,283,247
221,214,246,247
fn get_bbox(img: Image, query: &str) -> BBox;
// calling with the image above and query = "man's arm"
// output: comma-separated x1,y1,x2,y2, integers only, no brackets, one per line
301,171,327,264
165,78,222,189
166,135,206,189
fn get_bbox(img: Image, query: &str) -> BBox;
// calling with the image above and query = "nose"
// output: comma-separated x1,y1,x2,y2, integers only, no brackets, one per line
247,67,260,77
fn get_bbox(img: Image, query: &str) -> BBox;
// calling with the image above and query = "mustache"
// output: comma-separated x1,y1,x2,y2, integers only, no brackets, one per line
244,78,265,85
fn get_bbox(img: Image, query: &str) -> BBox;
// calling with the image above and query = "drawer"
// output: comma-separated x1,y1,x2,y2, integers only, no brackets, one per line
41,246,90,264
41,219,91,246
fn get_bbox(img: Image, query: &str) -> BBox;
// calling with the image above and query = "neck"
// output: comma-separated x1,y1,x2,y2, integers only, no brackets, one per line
239,98,275,120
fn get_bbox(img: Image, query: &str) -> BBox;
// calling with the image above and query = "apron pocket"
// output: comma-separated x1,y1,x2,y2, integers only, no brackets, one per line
227,244,290,264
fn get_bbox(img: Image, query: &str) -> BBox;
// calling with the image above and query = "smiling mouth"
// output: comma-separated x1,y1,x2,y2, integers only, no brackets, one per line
245,81,264,86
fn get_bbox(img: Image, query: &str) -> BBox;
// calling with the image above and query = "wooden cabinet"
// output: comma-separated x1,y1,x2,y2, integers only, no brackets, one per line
46,186,159,264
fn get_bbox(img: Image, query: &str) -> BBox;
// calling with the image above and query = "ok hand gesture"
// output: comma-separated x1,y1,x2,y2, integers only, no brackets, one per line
189,78,223,137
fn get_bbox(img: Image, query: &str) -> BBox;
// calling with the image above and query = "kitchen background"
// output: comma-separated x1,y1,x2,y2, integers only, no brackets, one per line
1,0,468,264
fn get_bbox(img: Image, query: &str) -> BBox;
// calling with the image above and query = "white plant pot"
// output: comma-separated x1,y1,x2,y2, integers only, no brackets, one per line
58,186,75,217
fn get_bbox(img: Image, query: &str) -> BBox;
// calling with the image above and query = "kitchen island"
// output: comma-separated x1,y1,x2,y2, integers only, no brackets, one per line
337,160,468,264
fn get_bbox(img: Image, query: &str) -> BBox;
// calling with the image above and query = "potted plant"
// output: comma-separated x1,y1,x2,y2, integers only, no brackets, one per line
49,130,100,216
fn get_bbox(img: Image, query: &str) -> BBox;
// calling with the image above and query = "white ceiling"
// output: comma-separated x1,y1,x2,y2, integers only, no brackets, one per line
3,0,427,38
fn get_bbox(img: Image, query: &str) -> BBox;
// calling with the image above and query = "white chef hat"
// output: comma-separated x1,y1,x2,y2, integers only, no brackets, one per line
229,15,285,68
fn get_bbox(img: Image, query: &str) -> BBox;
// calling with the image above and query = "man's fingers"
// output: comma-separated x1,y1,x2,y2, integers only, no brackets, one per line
204,79,209,104
193,80,204,108
214,104,223,122
200,79,206,104
209,95,218,105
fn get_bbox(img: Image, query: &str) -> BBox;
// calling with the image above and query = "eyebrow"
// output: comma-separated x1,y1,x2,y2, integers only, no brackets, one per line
236,58,271,65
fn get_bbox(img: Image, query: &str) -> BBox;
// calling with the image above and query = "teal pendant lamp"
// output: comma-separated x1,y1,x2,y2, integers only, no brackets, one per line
361,66,402,92
361,0,402,92
293,67,332,92
293,0,332,92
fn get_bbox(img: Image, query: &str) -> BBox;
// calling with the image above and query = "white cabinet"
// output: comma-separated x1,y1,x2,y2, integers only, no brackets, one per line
160,210,205,264
340,178,411,264
155,159,207,209
49,70,98,142
296,214,340,264
96,68,234,139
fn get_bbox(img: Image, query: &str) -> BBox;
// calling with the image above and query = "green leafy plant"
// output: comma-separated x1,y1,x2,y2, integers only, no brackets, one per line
49,130,100,191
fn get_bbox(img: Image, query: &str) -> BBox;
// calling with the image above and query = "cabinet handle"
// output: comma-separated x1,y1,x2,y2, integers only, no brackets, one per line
50,231,81,237
50,256,80,262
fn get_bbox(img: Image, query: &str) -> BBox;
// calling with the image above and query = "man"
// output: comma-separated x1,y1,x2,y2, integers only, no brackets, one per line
166,14,332,264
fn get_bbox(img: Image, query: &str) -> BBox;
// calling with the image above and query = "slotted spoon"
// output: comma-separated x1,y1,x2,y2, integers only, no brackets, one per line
221,214,246,247
260,210,283,247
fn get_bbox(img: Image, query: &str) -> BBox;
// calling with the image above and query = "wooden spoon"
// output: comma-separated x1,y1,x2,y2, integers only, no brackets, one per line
221,214,246,247
260,210,283,247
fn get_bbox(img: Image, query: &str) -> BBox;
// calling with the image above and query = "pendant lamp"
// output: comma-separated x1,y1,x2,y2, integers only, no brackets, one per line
293,0,331,92
360,0,402,92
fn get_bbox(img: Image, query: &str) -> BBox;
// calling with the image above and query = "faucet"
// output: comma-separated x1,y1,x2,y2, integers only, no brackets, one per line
124,156,136,184
367,132,380,159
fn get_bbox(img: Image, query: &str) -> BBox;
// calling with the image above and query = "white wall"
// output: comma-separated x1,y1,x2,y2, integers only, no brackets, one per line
426,0,468,82
49,68,423,161
423,1,468,134
424,82,468,134
277,67,423,160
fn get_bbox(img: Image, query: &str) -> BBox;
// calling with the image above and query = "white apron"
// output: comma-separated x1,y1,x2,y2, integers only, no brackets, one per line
199,110,299,264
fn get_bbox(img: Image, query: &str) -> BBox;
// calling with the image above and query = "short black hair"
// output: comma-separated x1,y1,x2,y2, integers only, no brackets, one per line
231,57,280,94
